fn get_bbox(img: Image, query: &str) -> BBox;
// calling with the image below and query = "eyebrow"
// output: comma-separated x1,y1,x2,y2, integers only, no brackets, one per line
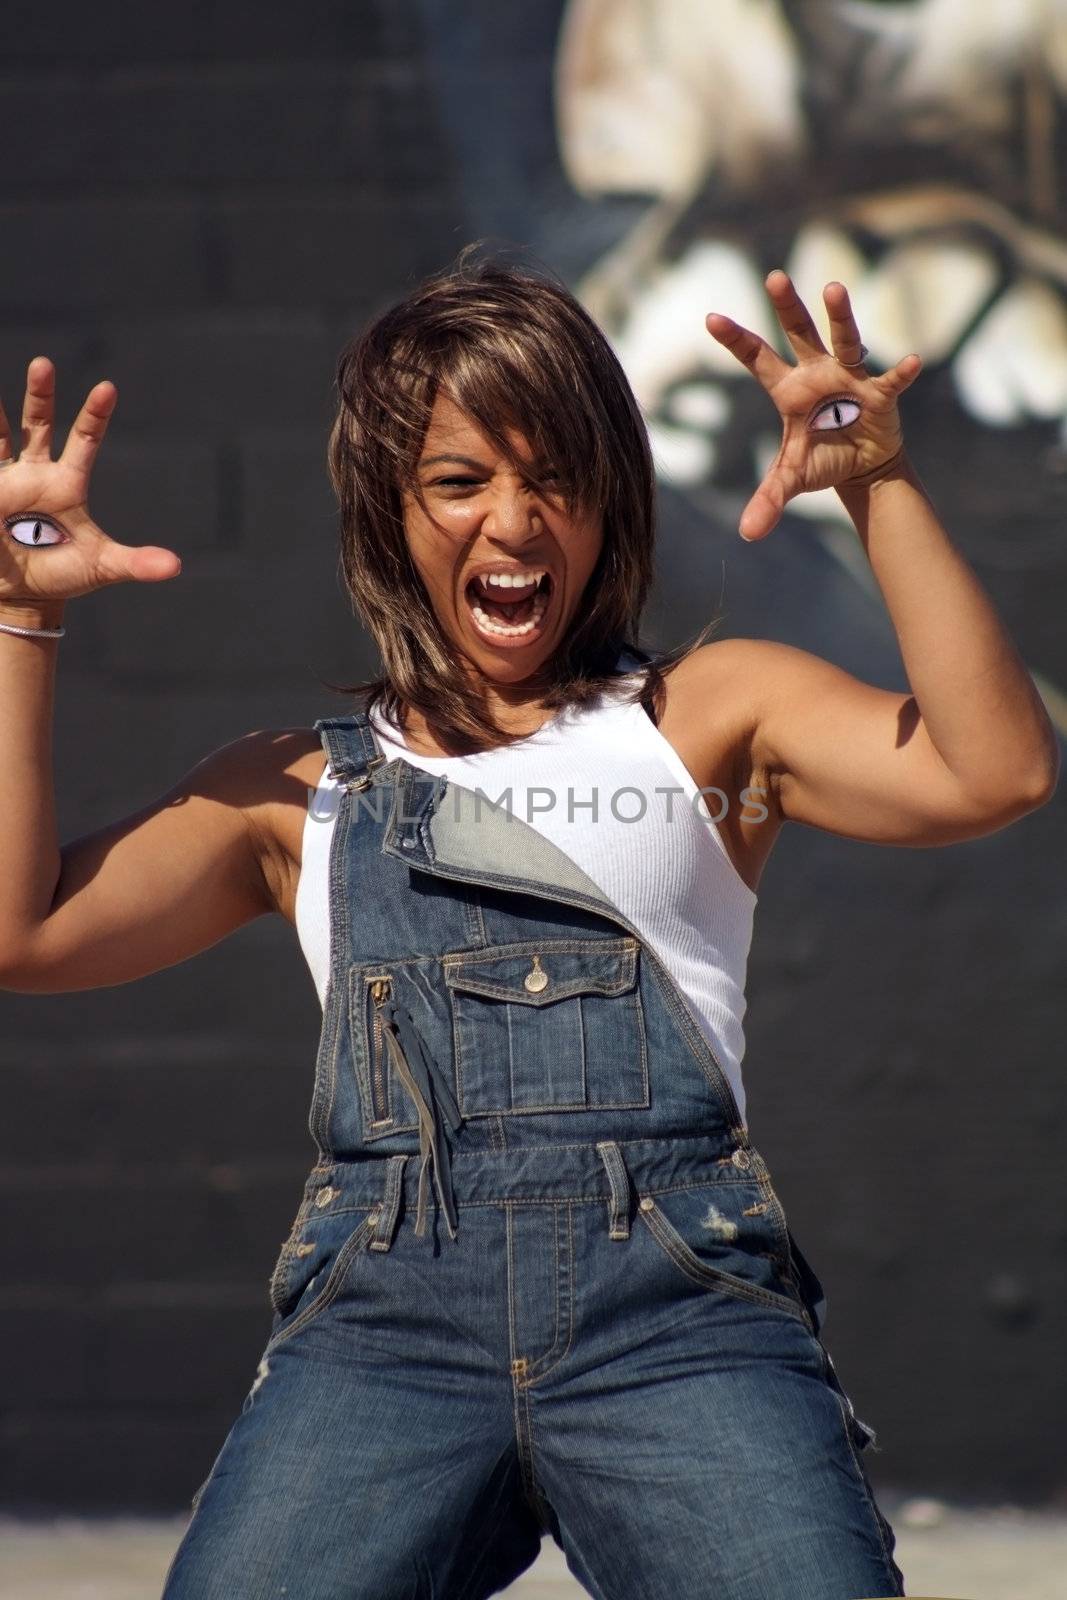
417,452,558,477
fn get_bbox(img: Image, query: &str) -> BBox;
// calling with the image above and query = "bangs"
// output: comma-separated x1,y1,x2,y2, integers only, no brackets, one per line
427,322,615,519
378,292,618,527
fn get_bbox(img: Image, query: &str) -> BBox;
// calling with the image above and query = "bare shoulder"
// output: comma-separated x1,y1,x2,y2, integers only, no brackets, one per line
662,635,801,701
657,636,777,774
657,637,789,894
205,727,327,924
660,636,826,756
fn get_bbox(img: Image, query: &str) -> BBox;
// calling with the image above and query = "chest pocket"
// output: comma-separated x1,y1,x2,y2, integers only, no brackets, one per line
443,936,649,1116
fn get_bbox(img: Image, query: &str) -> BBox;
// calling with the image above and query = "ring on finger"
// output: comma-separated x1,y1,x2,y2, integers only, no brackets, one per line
839,343,869,367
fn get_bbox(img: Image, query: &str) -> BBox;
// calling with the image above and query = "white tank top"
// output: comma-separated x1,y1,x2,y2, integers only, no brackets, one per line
295,672,759,1125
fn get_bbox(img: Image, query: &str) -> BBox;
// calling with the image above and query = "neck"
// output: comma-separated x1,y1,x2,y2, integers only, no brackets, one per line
391,669,557,756
401,696,549,751
465,661,558,731
483,685,554,732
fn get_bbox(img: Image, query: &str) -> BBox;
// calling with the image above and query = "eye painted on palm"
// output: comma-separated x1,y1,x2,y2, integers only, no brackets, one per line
3,513,69,548
808,395,862,433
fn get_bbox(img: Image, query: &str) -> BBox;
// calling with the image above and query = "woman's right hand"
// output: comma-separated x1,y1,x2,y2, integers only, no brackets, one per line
0,356,182,611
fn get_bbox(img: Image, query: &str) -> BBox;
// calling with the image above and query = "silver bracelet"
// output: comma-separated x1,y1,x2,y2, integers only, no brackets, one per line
0,618,66,638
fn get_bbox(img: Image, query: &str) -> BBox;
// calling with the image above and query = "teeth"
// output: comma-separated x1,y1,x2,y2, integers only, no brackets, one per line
477,569,545,591
470,589,549,638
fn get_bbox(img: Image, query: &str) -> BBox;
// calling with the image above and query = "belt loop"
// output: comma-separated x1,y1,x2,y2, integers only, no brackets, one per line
370,1154,408,1253
596,1141,632,1241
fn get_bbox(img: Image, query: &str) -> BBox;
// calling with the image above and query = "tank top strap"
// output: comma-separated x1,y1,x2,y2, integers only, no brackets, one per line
313,706,386,790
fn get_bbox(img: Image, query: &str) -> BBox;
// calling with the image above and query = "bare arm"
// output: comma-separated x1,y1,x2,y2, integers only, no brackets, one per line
0,586,277,991
0,356,281,991
751,459,1057,840
689,631,1055,847
697,271,1059,843
0,690,277,993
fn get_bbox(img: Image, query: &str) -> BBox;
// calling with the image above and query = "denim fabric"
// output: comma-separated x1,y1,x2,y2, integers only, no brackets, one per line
162,710,906,1599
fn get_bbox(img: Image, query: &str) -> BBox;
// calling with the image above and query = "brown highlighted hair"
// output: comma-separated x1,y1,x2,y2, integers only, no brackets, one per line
325,246,713,752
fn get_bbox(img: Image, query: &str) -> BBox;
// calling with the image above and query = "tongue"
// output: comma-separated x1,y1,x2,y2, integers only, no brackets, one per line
474,585,537,623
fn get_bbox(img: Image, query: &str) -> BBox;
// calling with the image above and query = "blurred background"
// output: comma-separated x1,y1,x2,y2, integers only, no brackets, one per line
0,0,1064,1591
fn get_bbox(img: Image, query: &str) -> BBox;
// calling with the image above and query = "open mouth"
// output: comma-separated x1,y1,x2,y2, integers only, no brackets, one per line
463,569,554,647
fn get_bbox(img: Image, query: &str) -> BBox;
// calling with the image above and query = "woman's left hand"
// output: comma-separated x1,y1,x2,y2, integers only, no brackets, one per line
706,269,922,541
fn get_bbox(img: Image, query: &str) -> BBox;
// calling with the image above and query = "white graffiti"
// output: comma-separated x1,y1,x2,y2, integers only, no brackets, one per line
557,0,1067,496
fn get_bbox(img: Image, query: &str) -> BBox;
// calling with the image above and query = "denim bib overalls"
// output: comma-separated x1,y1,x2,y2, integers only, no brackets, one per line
163,708,906,1600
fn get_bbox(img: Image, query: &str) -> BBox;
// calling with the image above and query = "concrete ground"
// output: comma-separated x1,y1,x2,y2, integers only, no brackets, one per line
2,1497,1065,1598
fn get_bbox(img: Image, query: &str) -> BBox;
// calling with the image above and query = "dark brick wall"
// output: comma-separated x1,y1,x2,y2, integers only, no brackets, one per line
0,2,467,1513
0,1,1064,1512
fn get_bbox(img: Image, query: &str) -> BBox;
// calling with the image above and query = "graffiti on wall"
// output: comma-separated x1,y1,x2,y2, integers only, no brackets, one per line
555,0,1067,720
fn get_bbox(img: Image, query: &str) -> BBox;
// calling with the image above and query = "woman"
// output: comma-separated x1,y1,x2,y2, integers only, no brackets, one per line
0,254,1056,1599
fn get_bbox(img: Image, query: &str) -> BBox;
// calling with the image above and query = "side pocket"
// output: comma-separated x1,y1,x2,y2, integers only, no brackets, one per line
268,1229,316,1322
265,1208,379,1353
635,1181,812,1324
744,1149,825,1336
268,1193,316,1319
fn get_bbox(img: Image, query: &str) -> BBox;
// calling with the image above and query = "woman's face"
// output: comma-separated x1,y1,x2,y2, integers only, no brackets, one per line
402,392,604,688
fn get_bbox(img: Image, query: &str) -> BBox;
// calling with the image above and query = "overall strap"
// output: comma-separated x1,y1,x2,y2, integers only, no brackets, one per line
313,706,386,791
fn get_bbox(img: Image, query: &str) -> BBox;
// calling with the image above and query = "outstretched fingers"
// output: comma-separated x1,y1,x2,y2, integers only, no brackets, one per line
94,537,184,587
705,312,789,389
764,269,829,361
59,379,119,478
738,462,799,542
822,280,868,369
876,351,923,397
20,356,57,462
739,443,819,541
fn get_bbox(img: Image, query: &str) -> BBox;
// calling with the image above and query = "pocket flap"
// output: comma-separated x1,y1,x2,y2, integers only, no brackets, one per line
444,937,638,1006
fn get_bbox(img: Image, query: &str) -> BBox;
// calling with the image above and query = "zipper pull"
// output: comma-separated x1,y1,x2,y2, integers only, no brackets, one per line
371,977,392,1007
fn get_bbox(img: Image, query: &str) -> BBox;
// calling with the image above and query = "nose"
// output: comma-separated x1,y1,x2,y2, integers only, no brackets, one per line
482,483,542,547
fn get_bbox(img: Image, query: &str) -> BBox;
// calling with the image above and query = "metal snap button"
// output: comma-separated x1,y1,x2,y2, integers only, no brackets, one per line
731,1148,751,1170
523,955,549,993
314,1185,336,1208
295,1241,315,1257
639,1196,654,1212
400,837,416,850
